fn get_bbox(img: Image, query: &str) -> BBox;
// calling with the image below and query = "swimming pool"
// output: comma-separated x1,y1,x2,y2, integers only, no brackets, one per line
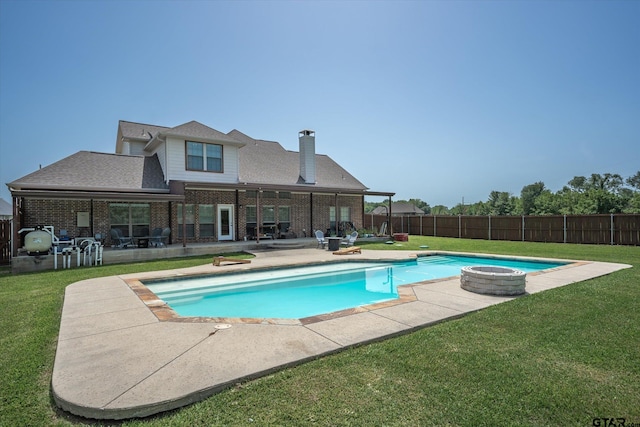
143,255,565,319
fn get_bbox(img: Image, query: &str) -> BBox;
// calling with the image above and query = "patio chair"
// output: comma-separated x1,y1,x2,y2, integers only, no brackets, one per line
315,230,327,249
149,227,171,247
110,228,134,249
149,228,162,245
341,231,358,247
75,240,103,266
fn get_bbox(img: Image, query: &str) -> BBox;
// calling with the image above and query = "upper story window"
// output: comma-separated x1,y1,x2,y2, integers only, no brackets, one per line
186,141,223,172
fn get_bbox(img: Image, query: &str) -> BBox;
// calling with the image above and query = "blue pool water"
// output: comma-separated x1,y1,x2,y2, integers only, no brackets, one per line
144,255,564,319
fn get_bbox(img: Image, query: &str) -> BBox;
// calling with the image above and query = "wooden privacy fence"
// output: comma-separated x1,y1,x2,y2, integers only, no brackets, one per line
363,214,640,245
0,220,11,265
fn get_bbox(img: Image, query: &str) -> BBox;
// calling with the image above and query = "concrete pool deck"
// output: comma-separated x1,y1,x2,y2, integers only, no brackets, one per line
51,249,631,420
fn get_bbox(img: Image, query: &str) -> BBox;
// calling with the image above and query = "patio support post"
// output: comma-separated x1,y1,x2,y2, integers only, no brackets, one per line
182,203,186,248
256,190,261,243
235,190,239,241
309,193,313,237
387,195,392,235
12,196,21,257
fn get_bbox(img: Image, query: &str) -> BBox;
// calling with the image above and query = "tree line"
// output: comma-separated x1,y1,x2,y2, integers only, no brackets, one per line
366,172,640,216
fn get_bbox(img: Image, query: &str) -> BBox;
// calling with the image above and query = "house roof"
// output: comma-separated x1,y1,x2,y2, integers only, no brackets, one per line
371,202,425,215
229,130,368,191
164,121,243,145
119,120,169,141
10,120,391,198
8,151,169,194
0,198,12,216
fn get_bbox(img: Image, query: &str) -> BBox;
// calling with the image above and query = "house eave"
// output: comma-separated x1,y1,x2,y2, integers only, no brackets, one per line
160,131,246,148
178,180,394,197
9,188,183,202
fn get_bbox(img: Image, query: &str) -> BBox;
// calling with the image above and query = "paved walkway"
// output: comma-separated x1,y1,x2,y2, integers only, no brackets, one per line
51,249,631,420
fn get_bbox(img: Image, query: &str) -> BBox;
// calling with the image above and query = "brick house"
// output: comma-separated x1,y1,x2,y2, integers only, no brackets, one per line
8,120,393,253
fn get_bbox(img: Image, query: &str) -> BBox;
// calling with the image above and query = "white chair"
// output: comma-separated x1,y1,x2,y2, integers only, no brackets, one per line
341,231,358,247
315,230,327,249
93,242,103,266
81,241,103,266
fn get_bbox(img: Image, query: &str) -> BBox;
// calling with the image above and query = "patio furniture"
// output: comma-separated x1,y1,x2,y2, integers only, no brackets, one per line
340,231,358,247
54,228,75,249
135,237,149,248
327,236,342,251
80,240,103,266
149,227,171,247
59,229,71,242
315,230,327,249
110,228,134,249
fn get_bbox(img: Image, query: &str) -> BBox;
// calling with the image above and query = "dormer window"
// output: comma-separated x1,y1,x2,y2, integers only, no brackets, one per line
186,141,223,172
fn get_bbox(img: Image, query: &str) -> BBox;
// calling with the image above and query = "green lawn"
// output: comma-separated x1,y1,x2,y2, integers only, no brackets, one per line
1,239,638,426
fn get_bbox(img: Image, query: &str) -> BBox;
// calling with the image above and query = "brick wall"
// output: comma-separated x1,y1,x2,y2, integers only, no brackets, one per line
21,199,172,247
311,194,363,235
21,190,364,245
23,199,92,238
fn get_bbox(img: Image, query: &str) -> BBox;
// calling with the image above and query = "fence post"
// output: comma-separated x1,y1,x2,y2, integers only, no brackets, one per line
522,215,525,242
488,215,491,240
434,215,437,237
459,215,462,239
611,214,614,245
563,215,567,243
420,215,423,236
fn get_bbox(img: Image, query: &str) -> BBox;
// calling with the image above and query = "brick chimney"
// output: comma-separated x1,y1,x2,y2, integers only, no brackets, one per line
299,130,316,184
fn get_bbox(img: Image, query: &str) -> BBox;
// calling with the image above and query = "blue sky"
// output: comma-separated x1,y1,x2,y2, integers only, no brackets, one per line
1,0,638,208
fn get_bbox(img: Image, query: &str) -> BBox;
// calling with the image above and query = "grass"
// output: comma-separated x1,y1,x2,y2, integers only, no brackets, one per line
1,238,638,426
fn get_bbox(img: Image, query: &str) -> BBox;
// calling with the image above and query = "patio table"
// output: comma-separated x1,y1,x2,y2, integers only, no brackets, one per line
133,237,150,248
327,237,342,251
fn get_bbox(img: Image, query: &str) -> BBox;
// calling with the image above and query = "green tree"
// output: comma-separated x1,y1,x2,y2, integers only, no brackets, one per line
532,190,560,215
624,193,640,213
556,187,580,214
626,171,640,190
587,189,623,214
486,191,517,216
588,173,624,193
431,205,450,215
521,182,546,215
568,176,588,192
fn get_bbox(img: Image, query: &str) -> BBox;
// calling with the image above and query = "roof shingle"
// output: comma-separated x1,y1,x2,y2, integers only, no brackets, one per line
11,121,371,195
9,151,168,192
